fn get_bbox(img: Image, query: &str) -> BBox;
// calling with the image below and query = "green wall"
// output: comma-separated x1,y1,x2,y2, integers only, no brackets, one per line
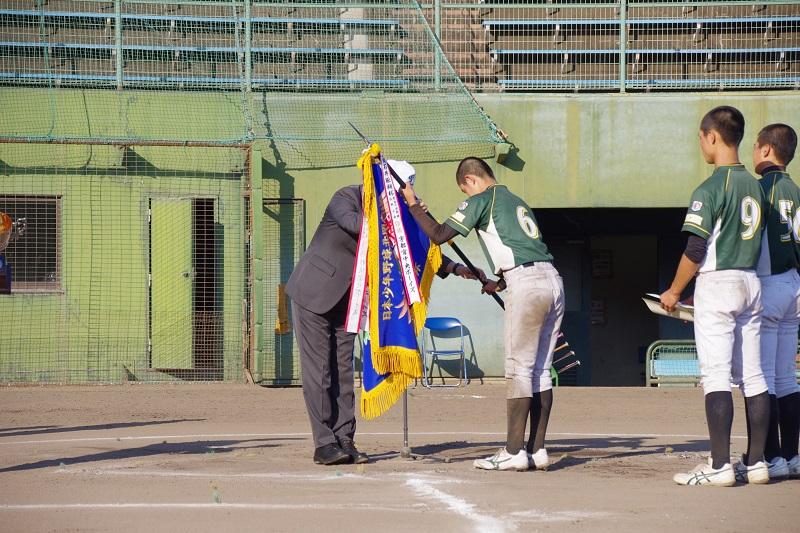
481,92,800,208
275,91,800,230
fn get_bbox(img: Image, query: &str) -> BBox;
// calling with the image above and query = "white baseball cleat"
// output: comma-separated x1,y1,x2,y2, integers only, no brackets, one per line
766,457,790,480
733,458,770,484
473,448,529,471
786,455,800,478
527,448,550,470
673,459,736,486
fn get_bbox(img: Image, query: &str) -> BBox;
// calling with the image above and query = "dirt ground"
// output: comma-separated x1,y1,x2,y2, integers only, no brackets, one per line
0,383,797,533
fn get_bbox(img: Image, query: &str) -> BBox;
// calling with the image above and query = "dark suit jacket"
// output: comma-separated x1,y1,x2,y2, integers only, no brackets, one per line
286,185,453,315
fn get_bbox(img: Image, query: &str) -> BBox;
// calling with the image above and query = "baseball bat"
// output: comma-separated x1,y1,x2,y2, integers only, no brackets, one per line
554,341,570,352
552,351,576,366
556,360,581,374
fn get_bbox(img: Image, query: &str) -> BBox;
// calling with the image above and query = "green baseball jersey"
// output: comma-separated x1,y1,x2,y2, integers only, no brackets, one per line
682,164,764,273
756,170,800,276
444,184,553,274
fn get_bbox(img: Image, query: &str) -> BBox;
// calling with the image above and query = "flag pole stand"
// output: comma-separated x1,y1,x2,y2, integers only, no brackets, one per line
399,386,450,463
400,389,412,459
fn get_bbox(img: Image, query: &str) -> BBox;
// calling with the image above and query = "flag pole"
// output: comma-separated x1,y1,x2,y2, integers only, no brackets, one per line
401,389,411,459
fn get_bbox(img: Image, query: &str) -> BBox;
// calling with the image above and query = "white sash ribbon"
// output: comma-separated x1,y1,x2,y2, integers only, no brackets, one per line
345,191,370,333
378,156,421,305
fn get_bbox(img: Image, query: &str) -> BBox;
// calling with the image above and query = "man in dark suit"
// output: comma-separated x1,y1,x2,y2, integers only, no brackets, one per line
286,184,480,465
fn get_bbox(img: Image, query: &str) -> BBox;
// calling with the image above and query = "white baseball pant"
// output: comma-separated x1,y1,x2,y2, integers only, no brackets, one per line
759,268,800,398
694,269,768,397
504,262,565,398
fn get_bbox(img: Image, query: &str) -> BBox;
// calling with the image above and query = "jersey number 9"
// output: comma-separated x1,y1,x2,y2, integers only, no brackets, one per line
740,196,761,240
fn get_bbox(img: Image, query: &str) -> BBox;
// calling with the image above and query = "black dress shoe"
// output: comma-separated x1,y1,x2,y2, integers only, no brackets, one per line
313,443,350,465
338,437,368,464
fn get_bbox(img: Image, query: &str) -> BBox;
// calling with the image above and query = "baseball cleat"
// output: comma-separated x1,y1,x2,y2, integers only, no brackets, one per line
766,457,790,480
785,455,800,478
673,459,736,486
473,448,529,471
527,448,550,470
733,458,770,484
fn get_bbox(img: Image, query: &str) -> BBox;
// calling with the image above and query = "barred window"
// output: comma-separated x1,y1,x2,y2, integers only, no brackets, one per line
0,196,61,292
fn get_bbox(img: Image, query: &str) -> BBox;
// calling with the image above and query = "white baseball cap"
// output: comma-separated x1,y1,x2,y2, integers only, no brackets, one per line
386,159,415,190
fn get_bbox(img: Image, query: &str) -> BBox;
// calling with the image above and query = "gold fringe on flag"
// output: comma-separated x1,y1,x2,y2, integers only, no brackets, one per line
359,372,413,421
370,345,423,376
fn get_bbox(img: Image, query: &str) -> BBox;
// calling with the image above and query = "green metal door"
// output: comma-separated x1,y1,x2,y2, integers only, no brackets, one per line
150,198,193,369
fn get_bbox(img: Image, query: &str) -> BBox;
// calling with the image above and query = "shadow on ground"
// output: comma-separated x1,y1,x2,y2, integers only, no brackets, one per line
0,419,207,438
0,437,304,473
369,437,710,469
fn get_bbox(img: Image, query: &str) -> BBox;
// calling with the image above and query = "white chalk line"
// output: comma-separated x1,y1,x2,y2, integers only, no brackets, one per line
0,430,746,447
59,468,380,482
0,502,422,512
405,476,508,533
0,473,609,528
403,474,610,531
55,468,473,484
58,468,469,481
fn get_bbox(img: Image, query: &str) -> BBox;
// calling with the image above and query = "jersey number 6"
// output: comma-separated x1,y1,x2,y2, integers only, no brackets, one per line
517,206,540,239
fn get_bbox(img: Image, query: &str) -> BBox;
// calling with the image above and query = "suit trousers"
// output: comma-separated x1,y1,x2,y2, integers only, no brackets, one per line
293,295,357,448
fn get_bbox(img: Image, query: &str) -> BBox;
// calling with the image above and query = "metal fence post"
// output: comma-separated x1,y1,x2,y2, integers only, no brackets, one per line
434,0,441,91
619,0,627,93
115,0,123,90
244,0,252,91
251,149,264,379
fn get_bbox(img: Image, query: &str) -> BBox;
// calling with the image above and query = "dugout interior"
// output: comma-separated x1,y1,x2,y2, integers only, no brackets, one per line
537,207,693,387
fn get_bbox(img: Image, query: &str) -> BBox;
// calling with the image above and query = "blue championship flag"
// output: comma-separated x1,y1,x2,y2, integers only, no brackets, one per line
351,144,441,419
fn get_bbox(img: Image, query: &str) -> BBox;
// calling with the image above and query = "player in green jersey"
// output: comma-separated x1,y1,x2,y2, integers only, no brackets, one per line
661,106,771,486
401,157,564,472
753,123,800,479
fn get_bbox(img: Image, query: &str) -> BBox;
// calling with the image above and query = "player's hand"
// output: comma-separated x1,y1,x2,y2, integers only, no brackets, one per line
418,200,429,213
481,280,500,294
659,289,681,312
399,183,418,206
455,264,482,280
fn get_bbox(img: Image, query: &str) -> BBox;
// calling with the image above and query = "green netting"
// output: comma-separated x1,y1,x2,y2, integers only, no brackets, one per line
0,1,503,384
0,0,502,168
0,144,249,384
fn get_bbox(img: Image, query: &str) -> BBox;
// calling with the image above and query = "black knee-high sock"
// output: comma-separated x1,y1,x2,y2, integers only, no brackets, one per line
765,394,782,462
506,397,531,455
744,391,770,466
705,391,734,469
526,389,553,454
778,392,800,458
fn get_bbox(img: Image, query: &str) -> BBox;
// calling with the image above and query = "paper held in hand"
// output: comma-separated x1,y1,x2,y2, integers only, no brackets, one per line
642,293,695,322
